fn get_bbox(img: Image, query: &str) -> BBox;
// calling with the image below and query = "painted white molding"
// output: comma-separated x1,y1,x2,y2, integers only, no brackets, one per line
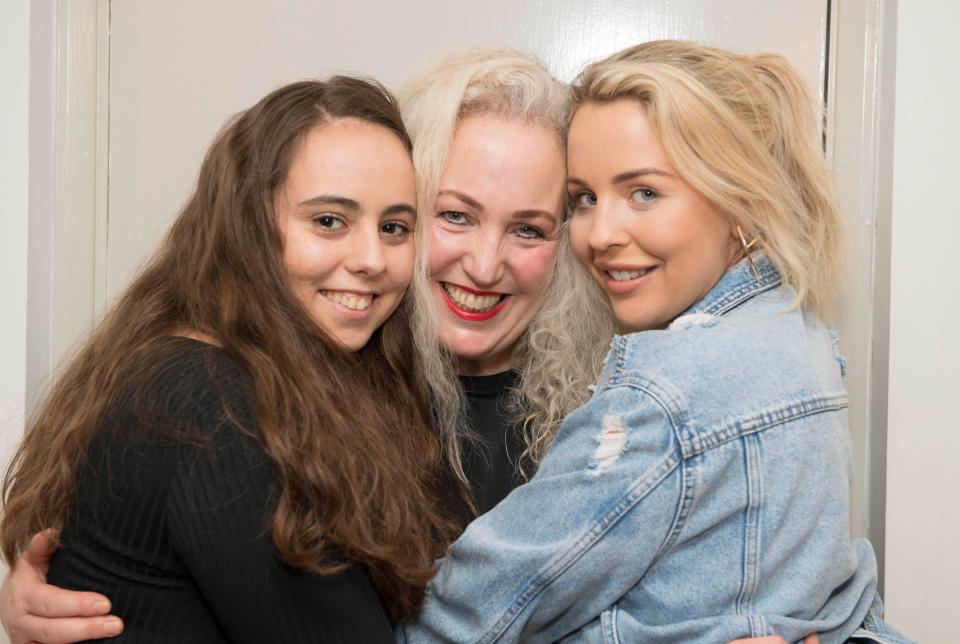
825,0,896,589
48,0,109,376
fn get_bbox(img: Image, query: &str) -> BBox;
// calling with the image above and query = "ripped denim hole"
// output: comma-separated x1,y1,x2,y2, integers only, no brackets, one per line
593,414,628,470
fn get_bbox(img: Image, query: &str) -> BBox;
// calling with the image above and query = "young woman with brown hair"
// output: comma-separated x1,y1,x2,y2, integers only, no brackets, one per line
0,77,461,642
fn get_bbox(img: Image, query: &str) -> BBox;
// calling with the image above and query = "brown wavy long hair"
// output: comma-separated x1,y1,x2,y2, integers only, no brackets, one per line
1,78,462,622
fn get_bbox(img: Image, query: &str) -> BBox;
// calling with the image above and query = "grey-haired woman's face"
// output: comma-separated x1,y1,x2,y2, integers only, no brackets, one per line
428,114,565,375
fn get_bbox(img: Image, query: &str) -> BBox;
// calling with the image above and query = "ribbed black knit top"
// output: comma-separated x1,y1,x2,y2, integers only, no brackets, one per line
47,338,394,643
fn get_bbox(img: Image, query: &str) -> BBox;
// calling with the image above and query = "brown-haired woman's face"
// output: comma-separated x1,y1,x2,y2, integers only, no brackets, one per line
276,118,417,351
429,115,564,375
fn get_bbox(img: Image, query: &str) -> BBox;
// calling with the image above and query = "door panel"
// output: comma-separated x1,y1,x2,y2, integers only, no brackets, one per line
107,0,827,298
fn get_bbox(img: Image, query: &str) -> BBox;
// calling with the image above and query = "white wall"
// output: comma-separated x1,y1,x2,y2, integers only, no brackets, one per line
883,1,960,641
0,2,30,469
0,2,30,642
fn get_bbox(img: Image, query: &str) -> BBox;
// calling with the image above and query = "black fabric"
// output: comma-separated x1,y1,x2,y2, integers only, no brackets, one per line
47,338,393,643
459,370,527,516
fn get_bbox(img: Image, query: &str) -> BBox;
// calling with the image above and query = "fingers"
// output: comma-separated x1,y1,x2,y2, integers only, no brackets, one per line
22,531,61,573
803,635,820,644
22,586,112,619
14,615,123,644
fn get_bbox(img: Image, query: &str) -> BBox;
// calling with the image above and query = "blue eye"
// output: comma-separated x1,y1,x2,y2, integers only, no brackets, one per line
313,214,345,230
515,224,545,240
380,221,411,237
632,187,658,203
569,192,597,210
440,210,468,225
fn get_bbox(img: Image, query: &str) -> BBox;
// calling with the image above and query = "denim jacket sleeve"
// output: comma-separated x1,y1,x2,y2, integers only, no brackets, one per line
399,384,685,643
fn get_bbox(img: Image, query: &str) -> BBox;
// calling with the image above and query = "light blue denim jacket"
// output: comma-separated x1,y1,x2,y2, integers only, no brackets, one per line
401,257,907,644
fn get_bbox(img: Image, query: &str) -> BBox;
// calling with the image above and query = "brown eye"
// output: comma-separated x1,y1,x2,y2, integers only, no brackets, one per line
313,214,345,229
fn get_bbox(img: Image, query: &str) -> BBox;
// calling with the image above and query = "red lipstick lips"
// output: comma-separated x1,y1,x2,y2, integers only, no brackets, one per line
440,282,508,322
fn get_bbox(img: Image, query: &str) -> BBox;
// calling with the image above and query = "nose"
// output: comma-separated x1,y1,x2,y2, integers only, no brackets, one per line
344,224,387,276
587,200,630,254
461,230,505,287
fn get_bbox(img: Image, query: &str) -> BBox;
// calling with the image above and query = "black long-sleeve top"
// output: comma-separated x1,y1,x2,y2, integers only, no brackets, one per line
458,371,527,516
48,338,394,643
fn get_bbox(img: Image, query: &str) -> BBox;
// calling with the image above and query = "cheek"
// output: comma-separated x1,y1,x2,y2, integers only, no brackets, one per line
428,226,466,277
384,243,415,288
568,218,592,264
282,232,338,287
509,244,557,296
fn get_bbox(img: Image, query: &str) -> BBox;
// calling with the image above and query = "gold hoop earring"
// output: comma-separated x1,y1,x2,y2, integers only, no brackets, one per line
737,225,762,283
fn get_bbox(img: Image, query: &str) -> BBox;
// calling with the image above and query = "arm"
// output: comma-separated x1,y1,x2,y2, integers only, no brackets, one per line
403,387,683,643
167,419,394,643
0,531,123,644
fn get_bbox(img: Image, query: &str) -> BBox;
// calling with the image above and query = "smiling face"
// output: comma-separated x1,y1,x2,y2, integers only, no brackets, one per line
276,118,417,351
566,99,739,333
430,114,565,375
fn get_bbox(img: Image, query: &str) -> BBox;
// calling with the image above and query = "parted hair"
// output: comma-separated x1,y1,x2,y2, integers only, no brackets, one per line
1,78,460,622
398,46,615,478
572,40,845,320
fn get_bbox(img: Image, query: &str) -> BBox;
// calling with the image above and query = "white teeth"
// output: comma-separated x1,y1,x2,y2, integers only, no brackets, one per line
443,283,503,312
322,291,373,311
609,269,649,281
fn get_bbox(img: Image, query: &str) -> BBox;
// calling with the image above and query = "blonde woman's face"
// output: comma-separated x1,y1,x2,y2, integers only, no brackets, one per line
429,115,564,375
566,99,738,333
276,119,417,351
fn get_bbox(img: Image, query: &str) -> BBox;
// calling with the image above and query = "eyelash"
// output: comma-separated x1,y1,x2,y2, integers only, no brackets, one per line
380,221,412,237
312,215,412,239
439,210,468,225
631,187,658,203
568,191,597,212
313,214,345,230
514,224,545,240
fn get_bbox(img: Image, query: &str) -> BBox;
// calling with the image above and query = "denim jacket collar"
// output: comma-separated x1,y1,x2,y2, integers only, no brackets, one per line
681,253,781,319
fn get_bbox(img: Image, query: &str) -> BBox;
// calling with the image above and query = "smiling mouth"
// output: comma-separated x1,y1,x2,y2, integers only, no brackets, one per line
606,268,653,281
321,290,376,311
441,282,507,313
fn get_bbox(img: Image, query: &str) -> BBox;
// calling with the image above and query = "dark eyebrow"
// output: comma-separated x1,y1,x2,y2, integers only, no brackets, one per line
382,203,417,217
298,195,360,210
438,189,483,212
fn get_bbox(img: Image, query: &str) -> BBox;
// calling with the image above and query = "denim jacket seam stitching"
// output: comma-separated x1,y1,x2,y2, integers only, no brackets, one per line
702,278,781,318
651,453,696,563
736,434,764,616
681,394,848,458
478,450,680,643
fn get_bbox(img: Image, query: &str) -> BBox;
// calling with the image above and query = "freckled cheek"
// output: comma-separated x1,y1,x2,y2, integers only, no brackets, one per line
507,244,557,296
427,227,468,278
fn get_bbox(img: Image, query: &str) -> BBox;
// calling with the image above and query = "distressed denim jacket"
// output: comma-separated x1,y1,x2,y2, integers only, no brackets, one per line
401,257,907,644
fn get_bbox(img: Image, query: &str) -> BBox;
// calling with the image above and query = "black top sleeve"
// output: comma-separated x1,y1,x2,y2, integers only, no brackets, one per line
48,338,393,643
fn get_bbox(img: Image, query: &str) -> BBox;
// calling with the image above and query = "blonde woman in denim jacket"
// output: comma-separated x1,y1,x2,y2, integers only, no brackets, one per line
401,41,912,644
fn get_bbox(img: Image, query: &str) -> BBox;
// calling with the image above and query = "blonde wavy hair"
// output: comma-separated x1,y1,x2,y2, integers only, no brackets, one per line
572,40,845,321
399,46,615,478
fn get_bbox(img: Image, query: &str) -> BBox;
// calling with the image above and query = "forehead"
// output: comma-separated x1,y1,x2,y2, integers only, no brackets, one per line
439,114,564,208
284,118,415,199
567,99,670,174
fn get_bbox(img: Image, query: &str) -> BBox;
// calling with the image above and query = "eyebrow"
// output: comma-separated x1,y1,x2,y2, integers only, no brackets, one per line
299,195,416,217
514,209,558,221
566,167,673,187
298,194,360,210
438,189,483,212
